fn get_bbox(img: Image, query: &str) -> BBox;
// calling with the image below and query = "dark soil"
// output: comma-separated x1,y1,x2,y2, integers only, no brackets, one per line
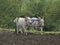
0,31,60,45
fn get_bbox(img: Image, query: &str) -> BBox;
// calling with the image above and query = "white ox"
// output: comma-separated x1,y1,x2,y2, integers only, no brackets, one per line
31,17,44,35
14,17,32,35
26,17,44,35
14,17,27,34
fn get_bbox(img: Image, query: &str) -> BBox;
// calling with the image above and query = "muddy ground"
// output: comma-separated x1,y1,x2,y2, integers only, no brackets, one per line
0,31,60,45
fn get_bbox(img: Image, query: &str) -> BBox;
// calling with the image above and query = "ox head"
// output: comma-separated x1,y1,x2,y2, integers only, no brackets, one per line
25,17,32,23
25,17,33,26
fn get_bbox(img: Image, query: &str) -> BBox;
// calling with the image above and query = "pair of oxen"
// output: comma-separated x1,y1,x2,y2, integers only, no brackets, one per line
14,16,44,35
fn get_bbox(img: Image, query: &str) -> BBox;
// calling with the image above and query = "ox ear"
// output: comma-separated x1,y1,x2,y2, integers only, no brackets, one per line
25,17,29,21
38,17,41,19
25,17,27,21
14,18,19,23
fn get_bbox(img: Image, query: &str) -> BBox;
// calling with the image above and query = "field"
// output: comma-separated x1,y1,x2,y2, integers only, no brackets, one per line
0,28,60,45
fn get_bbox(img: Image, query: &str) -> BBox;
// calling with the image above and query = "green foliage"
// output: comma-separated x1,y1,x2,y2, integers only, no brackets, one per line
0,0,60,31
0,0,20,28
45,0,60,31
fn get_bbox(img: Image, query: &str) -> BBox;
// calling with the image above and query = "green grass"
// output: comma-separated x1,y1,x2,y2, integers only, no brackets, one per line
26,30,60,34
44,31,60,34
0,28,60,34
10,29,60,34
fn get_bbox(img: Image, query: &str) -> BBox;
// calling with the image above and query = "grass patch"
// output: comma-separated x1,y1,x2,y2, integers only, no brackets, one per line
44,31,60,34
0,28,60,34
10,29,60,34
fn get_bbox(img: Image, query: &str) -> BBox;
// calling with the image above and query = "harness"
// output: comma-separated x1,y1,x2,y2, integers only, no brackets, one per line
31,18,39,22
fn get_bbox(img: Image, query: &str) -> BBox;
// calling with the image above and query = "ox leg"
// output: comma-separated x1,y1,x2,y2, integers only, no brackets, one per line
21,27,23,34
22,25,27,35
16,24,19,34
18,25,23,34
40,27,43,35
14,23,17,33
35,26,38,30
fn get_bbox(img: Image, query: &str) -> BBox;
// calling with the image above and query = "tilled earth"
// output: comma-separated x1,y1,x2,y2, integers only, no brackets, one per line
0,31,60,45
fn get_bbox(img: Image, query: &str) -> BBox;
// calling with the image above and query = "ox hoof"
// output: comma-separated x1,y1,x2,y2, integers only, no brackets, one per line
24,33,27,35
26,33,27,35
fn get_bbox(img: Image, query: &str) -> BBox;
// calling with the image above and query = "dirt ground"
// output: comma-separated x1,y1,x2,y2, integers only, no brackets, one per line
0,31,60,45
